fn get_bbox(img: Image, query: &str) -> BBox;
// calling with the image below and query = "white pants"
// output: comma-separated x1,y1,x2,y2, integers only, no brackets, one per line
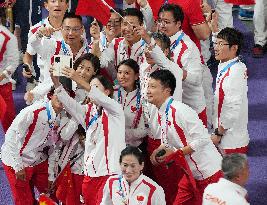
254,0,267,46
216,0,233,30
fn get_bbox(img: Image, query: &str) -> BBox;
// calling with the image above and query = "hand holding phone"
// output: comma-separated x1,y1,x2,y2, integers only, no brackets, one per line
53,55,73,77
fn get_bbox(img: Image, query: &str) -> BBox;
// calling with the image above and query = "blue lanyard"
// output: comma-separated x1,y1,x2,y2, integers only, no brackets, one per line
87,112,99,129
170,32,184,52
118,175,127,203
218,59,239,79
117,87,141,110
165,98,174,125
46,102,53,128
61,40,69,55
101,34,107,49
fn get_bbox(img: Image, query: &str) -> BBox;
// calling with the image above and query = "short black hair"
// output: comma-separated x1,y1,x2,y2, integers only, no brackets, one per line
117,58,140,74
119,146,144,165
122,8,144,25
151,32,171,58
110,8,123,18
149,70,176,95
217,27,243,55
158,3,184,24
91,75,114,97
74,53,100,75
63,12,82,25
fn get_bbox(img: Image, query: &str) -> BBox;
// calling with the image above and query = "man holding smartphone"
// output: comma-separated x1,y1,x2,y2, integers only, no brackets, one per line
26,12,89,103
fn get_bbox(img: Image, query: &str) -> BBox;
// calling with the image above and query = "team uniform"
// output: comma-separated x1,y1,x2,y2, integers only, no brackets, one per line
26,17,63,96
213,57,249,154
203,178,250,205
100,174,166,205
55,85,126,205
0,25,19,133
169,30,207,127
100,37,146,69
113,86,147,147
155,97,222,204
27,28,90,101
1,101,62,205
138,44,183,205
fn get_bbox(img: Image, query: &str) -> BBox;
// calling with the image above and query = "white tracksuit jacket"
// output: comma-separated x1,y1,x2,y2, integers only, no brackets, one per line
213,57,249,150
100,174,166,205
55,85,126,177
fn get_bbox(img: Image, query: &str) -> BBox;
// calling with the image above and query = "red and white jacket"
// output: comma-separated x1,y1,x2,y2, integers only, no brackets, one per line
170,30,206,114
55,85,126,177
203,178,249,205
213,57,249,150
113,86,147,147
100,37,145,68
0,25,19,86
1,101,61,172
155,97,222,180
100,174,166,205
28,30,90,102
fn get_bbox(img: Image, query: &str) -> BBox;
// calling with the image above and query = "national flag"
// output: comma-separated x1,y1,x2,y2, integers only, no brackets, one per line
38,194,56,205
224,0,255,5
55,162,75,205
76,0,115,25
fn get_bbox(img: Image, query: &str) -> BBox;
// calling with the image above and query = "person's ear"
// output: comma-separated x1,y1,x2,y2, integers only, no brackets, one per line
104,89,111,96
134,73,139,81
175,21,181,29
44,2,49,11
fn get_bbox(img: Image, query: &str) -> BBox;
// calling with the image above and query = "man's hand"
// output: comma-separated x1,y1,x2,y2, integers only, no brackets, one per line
137,0,148,8
134,26,151,43
207,11,219,33
15,168,26,181
211,134,222,146
90,19,101,41
24,91,34,104
37,26,59,38
156,147,175,164
90,40,101,58
22,64,33,79
150,144,175,165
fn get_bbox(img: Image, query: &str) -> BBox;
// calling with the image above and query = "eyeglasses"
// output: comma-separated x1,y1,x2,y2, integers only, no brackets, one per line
214,42,230,47
62,26,82,33
157,19,176,26
106,20,121,28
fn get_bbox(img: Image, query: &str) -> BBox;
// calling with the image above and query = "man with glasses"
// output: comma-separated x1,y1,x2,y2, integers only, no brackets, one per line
23,0,69,104
212,27,249,155
157,4,207,127
27,13,89,102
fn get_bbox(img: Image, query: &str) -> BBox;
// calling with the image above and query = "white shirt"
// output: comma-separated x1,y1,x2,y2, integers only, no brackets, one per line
170,30,206,113
155,97,222,180
55,85,126,177
100,37,145,69
101,174,166,205
113,86,147,147
1,101,59,172
203,178,249,205
213,57,249,150
0,25,19,85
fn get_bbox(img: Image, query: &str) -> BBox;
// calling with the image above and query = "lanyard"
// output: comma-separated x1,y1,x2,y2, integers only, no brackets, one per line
61,40,70,55
160,98,174,148
118,175,128,205
218,59,239,79
170,32,184,52
87,112,99,129
46,102,54,128
118,87,141,110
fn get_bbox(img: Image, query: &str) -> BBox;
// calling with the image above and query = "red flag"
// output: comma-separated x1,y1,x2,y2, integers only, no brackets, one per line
76,0,115,25
147,0,164,19
39,194,56,205
164,150,197,192
0,94,6,121
55,162,75,205
224,0,255,5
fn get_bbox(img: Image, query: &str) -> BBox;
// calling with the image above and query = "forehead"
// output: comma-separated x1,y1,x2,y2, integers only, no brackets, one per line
216,38,228,43
121,154,139,163
159,11,174,19
63,18,82,26
123,15,140,24
47,0,68,4
110,13,121,20
118,64,134,72
79,59,92,67
148,78,161,86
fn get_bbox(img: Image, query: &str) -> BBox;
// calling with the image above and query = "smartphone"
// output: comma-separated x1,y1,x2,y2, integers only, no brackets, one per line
53,55,73,77
156,149,166,157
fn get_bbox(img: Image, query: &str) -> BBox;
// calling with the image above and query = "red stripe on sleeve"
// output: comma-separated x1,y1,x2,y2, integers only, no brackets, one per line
31,25,42,34
142,179,156,205
108,177,119,199
85,103,93,128
0,31,11,62
20,107,46,156
177,40,188,68
51,41,62,64
102,111,110,173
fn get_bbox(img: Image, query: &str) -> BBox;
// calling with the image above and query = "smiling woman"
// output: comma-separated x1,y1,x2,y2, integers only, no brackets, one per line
100,146,166,205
